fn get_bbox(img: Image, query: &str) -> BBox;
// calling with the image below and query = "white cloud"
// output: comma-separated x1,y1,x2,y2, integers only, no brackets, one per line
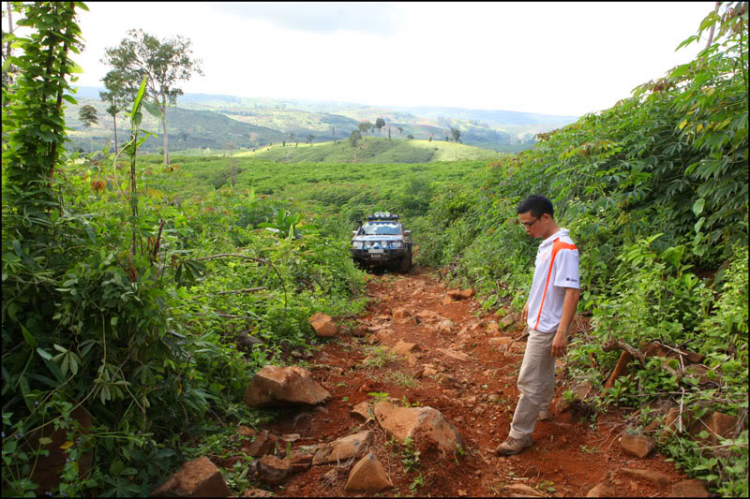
64,1,716,116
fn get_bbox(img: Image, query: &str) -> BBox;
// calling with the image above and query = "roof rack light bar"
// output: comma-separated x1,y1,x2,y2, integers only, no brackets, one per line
367,212,399,220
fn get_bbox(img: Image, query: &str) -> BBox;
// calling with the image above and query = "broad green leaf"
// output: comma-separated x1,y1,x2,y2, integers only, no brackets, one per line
693,198,705,216
143,100,164,120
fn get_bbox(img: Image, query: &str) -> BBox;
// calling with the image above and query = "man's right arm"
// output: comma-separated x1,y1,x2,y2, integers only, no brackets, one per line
522,301,529,323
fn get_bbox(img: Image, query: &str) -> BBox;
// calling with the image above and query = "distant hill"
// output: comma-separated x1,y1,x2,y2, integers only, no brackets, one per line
236,137,504,163
65,86,576,155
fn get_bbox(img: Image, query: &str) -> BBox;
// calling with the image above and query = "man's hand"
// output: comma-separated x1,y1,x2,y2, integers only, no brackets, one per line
522,302,529,324
551,331,568,358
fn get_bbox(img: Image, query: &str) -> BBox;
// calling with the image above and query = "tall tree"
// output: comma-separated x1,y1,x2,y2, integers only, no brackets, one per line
78,104,98,153
358,121,372,135
375,117,385,134
307,134,314,146
450,127,462,143
102,29,203,165
398,126,403,137
349,130,361,162
99,70,128,155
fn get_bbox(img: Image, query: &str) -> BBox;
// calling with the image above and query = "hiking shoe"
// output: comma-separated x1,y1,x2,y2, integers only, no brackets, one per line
494,435,533,456
538,409,550,421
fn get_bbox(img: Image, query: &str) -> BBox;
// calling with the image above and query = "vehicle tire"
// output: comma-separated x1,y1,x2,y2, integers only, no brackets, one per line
399,247,412,273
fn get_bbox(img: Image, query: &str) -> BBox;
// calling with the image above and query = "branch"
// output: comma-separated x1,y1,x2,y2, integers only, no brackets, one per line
194,287,266,299
602,338,684,381
194,254,288,313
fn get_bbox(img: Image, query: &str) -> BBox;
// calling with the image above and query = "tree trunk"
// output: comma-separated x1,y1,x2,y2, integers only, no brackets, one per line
113,113,118,155
160,90,169,165
705,2,722,50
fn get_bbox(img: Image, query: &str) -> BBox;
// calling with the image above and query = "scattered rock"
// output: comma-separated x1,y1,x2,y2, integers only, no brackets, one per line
437,348,469,362
555,381,593,413
506,483,545,496
489,336,514,350
586,483,615,497
508,341,527,354
151,456,232,497
244,366,331,408
700,411,740,444
320,468,338,487
669,479,709,497
487,322,501,334
373,401,464,458
604,351,632,390
240,488,274,497
280,433,300,443
376,328,396,344
620,432,655,458
254,455,295,485
434,319,454,334
289,453,313,473
422,367,438,377
313,430,374,465
308,313,338,337
641,341,680,360
448,288,474,300
393,308,409,320
236,427,278,457
621,467,670,488
351,401,375,422
392,340,419,356
500,312,520,328
344,453,393,492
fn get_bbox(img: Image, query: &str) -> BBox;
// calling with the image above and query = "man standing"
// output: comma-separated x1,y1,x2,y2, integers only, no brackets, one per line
495,195,580,455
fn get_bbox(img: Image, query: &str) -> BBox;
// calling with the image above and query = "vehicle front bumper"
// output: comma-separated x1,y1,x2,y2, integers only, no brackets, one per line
351,247,407,264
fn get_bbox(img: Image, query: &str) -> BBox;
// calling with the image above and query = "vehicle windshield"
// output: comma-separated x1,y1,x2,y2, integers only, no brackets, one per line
359,222,401,235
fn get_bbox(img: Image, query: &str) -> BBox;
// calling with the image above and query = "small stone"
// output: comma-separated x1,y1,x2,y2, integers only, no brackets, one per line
620,432,655,458
244,366,331,408
351,401,374,422
255,455,293,485
489,336,514,349
392,340,419,356
344,453,393,492
448,288,475,299
458,489,468,496
587,483,615,497
620,467,670,488
392,308,409,320
506,483,545,496
313,431,374,465
151,456,232,497
669,479,709,497
437,348,469,362
240,488,274,497
308,312,338,337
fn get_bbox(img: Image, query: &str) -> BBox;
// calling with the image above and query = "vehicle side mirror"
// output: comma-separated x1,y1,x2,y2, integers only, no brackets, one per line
404,230,411,236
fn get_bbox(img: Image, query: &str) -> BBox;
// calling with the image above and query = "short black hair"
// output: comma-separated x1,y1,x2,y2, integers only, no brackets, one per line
516,195,554,218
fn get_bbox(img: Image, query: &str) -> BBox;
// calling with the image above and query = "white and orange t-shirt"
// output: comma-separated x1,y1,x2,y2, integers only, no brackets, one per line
526,229,580,333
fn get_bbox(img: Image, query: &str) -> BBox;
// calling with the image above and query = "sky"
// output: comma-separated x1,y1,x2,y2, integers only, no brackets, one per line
16,2,719,117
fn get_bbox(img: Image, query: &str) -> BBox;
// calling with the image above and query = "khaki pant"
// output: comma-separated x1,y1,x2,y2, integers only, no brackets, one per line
508,328,556,440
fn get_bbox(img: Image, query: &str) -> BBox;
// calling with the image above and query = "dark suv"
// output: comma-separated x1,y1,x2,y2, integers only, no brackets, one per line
351,212,413,272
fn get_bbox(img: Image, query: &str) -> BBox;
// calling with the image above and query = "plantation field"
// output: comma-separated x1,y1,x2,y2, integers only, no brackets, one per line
235,137,505,163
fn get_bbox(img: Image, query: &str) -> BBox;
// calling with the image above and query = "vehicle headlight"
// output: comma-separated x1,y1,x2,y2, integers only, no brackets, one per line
390,241,404,249
352,241,364,249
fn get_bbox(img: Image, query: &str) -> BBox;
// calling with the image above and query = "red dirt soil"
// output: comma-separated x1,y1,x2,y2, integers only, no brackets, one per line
254,267,689,497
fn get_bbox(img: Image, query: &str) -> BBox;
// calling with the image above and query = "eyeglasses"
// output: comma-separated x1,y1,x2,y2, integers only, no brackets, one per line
521,216,540,228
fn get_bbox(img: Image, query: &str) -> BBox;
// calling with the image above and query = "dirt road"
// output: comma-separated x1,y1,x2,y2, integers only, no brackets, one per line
259,267,687,497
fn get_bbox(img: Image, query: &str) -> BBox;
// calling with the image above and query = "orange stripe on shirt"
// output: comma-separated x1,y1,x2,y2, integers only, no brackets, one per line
534,238,578,331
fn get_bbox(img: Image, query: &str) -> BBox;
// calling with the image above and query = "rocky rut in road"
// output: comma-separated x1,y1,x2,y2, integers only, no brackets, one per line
169,267,700,497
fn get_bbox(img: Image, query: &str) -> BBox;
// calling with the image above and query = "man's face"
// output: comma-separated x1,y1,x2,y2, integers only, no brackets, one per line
518,212,547,238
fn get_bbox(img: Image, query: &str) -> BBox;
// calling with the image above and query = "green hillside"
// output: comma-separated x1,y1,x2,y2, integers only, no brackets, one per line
235,137,505,163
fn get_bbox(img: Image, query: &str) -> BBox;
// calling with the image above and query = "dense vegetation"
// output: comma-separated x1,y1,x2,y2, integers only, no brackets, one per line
416,5,748,496
2,2,747,497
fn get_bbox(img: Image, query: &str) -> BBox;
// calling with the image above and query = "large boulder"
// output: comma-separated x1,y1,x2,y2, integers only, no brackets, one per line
447,289,474,300
254,455,293,485
308,313,338,337
373,401,464,458
344,453,393,492
244,366,331,408
151,456,232,497
313,431,374,465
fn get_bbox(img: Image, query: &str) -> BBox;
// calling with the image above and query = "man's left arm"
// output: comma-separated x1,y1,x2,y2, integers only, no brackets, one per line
552,287,579,358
